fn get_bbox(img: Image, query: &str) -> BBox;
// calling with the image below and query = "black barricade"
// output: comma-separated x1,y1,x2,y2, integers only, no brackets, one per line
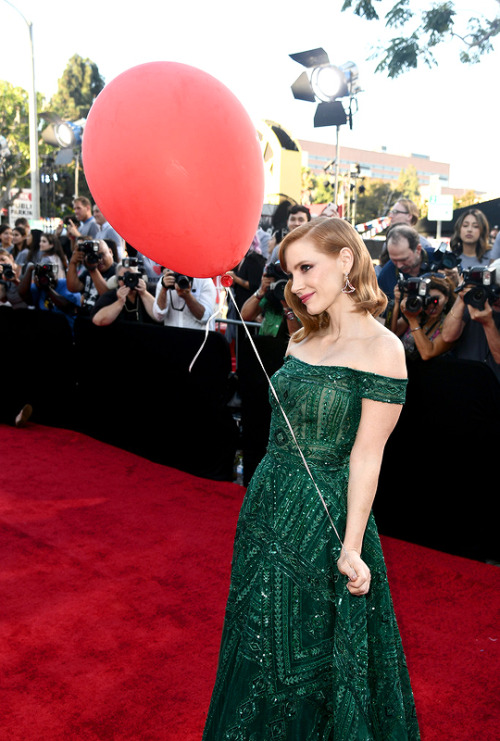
1,310,237,481
73,318,238,480
2,308,498,559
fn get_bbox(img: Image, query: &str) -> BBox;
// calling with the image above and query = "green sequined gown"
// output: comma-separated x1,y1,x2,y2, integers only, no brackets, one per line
203,356,420,740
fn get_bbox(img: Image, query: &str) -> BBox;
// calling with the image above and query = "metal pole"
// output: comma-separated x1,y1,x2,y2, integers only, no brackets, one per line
333,125,340,206
3,1,40,220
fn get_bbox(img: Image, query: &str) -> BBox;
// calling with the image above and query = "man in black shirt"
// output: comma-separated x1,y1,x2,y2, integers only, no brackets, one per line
91,263,157,326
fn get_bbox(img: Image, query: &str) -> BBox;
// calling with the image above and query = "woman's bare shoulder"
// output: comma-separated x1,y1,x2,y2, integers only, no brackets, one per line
363,322,407,379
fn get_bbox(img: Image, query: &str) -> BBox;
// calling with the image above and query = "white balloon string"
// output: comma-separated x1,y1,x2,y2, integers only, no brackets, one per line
188,286,226,374
224,286,346,554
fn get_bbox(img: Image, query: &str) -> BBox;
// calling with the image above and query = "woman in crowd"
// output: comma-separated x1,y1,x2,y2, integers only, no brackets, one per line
203,217,419,740
11,225,29,264
390,272,455,361
20,229,43,273
38,233,68,278
450,208,491,270
0,224,13,252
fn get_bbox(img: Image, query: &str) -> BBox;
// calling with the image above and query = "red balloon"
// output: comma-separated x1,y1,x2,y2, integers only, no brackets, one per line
82,62,264,277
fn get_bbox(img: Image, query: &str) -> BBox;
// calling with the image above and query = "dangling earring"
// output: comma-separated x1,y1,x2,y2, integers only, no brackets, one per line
341,273,355,294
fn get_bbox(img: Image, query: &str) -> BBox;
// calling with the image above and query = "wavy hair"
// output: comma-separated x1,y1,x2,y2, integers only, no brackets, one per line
279,218,387,342
450,208,490,260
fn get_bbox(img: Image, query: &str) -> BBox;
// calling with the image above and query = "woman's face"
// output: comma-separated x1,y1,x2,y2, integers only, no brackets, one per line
12,229,24,245
425,289,447,317
0,228,13,247
460,215,481,247
286,238,346,315
39,235,51,251
0,254,14,266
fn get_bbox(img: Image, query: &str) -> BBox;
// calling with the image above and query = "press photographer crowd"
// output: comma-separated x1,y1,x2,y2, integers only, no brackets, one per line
1,195,499,420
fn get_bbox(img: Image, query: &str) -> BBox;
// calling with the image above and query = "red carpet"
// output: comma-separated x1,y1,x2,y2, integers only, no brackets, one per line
0,424,498,740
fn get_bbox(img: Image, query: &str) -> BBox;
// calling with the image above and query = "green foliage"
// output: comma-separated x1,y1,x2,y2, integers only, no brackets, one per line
355,179,398,222
453,189,480,210
342,0,500,76
49,54,105,120
341,0,381,20
395,165,420,201
0,81,50,208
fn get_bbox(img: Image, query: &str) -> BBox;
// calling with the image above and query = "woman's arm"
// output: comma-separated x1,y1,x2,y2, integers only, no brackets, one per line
337,334,406,596
408,323,455,360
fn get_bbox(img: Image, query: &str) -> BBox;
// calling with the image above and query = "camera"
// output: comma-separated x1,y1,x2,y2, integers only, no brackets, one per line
264,261,289,307
428,243,461,272
122,271,141,289
78,240,100,266
459,266,500,310
34,262,58,288
122,256,143,269
167,272,193,290
0,264,15,281
397,274,438,313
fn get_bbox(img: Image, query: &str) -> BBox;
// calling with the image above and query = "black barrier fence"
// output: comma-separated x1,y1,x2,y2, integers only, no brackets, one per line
2,308,498,561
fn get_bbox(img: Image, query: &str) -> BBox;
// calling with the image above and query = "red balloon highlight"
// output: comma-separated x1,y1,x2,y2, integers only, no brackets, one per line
82,62,264,277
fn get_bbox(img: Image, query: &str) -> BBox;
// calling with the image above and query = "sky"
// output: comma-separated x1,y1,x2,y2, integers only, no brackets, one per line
1,0,499,195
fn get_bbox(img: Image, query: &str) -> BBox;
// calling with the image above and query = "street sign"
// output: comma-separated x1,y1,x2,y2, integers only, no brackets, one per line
9,189,33,222
428,194,453,222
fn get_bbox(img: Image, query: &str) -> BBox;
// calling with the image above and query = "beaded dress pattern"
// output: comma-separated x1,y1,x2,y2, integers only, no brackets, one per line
203,355,420,740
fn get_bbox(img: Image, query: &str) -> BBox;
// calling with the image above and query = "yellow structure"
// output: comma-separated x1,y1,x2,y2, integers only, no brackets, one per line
257,120,302,205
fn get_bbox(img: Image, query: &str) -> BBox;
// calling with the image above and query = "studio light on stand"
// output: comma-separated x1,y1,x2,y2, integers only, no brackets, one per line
41,113,85,200
290,48,361,205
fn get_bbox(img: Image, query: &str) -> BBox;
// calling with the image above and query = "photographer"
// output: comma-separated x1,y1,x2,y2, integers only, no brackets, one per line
92,262,157,326
0,249,27,309
66,239,116,314
240,261,300,338
266,205,311,266
18,261,81,328
390,273,455,361
442,260,500,383
152,269,217,329
378,224,435,300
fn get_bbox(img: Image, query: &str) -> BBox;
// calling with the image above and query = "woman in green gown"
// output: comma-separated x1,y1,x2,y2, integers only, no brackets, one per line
203,218,420,740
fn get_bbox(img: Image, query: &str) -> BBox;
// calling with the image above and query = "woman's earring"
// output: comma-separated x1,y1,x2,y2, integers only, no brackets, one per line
341,273,356,294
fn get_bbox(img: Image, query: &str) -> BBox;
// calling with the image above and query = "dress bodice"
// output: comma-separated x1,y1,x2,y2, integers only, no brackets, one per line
267,355,407,469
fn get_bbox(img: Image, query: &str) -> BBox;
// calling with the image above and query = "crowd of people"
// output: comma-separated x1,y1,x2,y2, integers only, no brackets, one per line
1,195,499,427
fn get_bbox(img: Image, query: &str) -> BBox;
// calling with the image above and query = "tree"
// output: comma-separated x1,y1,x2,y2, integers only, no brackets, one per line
341,0,500,77
395,165,420,201
49,54,105,120
355,179,396,222
0,81,49,210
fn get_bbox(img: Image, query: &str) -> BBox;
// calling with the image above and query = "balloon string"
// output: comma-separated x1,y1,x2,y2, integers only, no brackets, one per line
223,287,346,554
188,293,226,374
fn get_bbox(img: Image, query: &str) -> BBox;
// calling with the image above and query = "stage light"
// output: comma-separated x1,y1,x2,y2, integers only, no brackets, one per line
289,48,362,205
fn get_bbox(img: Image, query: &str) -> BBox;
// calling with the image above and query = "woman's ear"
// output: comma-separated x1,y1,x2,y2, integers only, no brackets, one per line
339,247,354,275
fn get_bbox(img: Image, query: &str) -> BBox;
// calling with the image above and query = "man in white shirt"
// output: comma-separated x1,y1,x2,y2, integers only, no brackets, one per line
93,204,125,260
153,269,217,329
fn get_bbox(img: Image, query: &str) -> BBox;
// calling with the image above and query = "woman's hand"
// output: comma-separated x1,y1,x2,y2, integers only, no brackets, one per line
337,548,371,596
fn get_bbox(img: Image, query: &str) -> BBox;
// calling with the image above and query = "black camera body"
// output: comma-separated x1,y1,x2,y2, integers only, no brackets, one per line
122,271,141,289
122,256,143,269
264,261,288,306
461,267,500,310
398,274,437,313
78,240,100,266
0,264,15,281
34,262,58,288
428,243,461,272
168,272,193,290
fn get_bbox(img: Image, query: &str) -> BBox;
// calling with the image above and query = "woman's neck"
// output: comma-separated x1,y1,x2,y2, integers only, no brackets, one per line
462,242,477,257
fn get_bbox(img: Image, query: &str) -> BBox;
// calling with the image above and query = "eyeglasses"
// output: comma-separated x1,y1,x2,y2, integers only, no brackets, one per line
390,209,409,216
